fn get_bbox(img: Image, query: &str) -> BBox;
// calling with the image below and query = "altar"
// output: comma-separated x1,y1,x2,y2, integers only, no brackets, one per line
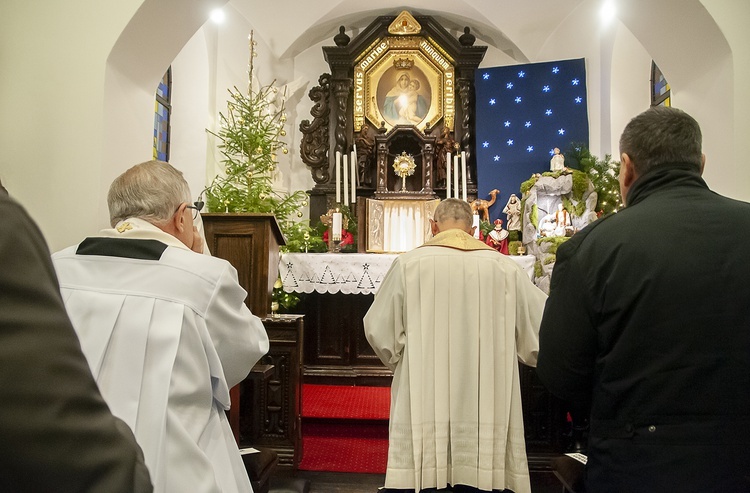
279,252,536,295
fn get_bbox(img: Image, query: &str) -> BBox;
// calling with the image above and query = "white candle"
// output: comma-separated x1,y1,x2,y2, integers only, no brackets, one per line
473,213,480,239
446,152,452,198
350,150,357,203
343,154,349,205
335,151,341,204
453,155,459,198
332,212,342,241
461,151,468,201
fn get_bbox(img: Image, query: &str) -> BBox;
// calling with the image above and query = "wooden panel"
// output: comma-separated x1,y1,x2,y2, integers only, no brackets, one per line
201,213,284,318
242,315,304,469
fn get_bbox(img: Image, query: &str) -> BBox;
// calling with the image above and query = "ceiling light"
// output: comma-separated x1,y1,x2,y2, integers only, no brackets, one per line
210,8,225,24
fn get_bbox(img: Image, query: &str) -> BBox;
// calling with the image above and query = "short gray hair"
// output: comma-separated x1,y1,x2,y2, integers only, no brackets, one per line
433,198,473,229
107,160,191,227
619,106,702,175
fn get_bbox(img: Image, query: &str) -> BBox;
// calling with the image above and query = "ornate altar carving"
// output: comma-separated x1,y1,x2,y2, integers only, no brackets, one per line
299,10,486,225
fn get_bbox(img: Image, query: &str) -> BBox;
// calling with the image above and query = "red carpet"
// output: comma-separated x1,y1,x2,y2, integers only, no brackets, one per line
302,384,390,420
299,384,390,474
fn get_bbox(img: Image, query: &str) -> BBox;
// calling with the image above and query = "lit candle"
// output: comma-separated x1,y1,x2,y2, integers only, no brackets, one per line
446,152,452,198
350,150,357,203
332,212,342,241
461,151,468,201
473,213,480,239
453,155,459,198
335,151,341,204
343,154,349,205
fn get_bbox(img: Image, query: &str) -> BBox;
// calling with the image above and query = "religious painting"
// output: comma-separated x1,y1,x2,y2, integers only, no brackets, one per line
377,62,432,127
354,37,454,132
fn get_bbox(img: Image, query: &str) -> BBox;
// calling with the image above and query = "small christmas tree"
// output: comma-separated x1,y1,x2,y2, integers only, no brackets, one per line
203,31,308,235
566,144,622,215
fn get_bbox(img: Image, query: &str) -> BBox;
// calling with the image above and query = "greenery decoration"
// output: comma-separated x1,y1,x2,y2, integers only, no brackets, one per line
202,31,320,311
566,143,622,215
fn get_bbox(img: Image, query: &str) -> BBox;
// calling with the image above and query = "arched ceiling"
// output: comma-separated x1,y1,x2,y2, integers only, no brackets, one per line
228,0,590,63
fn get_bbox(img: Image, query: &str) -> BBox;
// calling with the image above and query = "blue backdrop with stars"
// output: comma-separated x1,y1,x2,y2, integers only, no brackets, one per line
474,58,589,221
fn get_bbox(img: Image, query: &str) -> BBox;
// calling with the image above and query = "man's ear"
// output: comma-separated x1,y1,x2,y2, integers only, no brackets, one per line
620,153,637,188
173,203,187,233
700,153,706,175
430,219,439,235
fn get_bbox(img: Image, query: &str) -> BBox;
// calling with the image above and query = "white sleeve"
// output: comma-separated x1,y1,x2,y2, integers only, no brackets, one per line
515,268,547,367
205,262,269,388
363,258,405,371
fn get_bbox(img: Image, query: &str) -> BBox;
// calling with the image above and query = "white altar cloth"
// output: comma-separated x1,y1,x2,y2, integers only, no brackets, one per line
280,253,536,295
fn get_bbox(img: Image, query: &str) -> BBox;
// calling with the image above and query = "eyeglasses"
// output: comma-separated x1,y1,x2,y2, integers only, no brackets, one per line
182,200,204,220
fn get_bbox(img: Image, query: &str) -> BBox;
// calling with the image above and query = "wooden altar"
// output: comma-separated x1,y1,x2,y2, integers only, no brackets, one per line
299,11,487,227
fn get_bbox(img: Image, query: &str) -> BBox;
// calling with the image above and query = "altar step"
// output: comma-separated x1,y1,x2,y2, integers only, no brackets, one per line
298,384,390,474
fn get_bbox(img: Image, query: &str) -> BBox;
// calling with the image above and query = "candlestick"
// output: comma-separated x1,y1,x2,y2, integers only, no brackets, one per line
446,152,452,198
350,150,357,203
352,145,359,186
473,214,480,239
343,154,349,205
461,151,468,201
335,151,341,204
453,155,459,198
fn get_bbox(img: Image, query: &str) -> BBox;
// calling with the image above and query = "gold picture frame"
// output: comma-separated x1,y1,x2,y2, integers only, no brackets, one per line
354,37,454,132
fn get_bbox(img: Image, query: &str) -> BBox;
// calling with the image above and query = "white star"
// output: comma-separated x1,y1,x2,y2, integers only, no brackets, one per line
506,82,514,89
575,96,583,103
527,146,534,152
507,139,514,146
483,73,490,80
482,141,490,148
545,109,553,116
489,98,496,105
515,96,522,103
504,121,511,127
494,155,500,161
518,71,525,77
552,67,560,74
525,121,532,128
542,85,550,92
549,149,556,156
558,128,566,135
572,78,580,85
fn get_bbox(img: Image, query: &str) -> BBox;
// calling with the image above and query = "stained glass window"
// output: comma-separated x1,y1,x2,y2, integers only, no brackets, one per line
153,68,171,161
651,61,671,107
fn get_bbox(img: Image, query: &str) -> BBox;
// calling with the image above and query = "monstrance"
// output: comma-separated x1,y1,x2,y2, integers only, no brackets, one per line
392,151,417,191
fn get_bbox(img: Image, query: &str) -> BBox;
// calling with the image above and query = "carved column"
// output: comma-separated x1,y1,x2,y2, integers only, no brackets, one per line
458,78,475,187
331,78,352,166
422,141,434,193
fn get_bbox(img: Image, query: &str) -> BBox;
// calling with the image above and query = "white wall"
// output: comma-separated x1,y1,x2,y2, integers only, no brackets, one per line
2,0,748,252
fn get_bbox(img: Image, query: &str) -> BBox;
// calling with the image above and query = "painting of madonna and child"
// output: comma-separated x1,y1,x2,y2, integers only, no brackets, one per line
377,68,432,127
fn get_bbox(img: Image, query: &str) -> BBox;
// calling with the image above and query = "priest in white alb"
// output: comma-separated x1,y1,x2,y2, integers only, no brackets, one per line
364,198,547,493
52,161,269,493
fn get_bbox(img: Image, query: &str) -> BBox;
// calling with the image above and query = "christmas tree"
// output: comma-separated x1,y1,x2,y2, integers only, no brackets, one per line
203,31,310,238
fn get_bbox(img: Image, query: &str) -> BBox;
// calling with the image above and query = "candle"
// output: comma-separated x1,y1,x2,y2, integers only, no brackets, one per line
350,150,357,203
473,213,480,239
453,155,459,198
461,151,468,201
343,154,349,205
446,152,452,198
332,212,342,241
335,151,341,204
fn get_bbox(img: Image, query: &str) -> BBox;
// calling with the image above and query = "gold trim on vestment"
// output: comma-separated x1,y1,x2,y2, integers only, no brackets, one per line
420,229,495,252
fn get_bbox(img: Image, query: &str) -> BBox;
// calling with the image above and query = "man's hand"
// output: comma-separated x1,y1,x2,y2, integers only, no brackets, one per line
190,226,204,254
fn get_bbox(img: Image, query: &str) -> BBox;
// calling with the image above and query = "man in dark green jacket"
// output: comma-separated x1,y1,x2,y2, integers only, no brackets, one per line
537,106,750,492
0,191,153,492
